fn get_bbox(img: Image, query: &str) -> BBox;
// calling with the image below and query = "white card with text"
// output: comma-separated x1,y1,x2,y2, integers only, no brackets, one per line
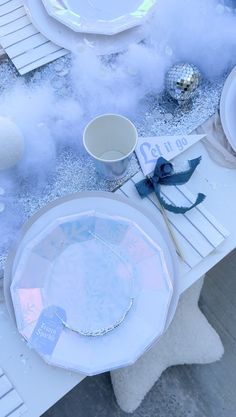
135,134,206,176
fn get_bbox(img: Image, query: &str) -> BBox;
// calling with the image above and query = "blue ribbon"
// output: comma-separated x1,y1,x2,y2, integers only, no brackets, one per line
135,157,206,214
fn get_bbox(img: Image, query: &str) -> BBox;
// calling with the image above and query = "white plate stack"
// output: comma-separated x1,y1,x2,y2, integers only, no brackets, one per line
4,192,180,375
24,0,156,56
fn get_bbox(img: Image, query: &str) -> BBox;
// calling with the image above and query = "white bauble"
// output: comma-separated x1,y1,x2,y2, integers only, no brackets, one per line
0,117,24,170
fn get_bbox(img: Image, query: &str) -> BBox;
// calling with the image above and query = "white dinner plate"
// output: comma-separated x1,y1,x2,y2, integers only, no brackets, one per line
220,66,236,152
5,192,180,375
24,0,146,55
42,0,156,36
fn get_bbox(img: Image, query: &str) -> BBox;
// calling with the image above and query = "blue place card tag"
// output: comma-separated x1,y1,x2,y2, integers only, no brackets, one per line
135,134,206,176
29,306,66,356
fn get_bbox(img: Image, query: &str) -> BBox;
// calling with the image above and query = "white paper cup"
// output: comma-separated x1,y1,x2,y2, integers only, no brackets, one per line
83,114,138,180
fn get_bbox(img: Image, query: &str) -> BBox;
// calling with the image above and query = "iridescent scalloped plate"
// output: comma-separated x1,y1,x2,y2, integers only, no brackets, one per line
41,0,157,35
6,192,178,376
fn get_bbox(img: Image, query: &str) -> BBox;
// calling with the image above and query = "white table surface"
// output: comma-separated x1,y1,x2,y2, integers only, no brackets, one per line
0,139,236,417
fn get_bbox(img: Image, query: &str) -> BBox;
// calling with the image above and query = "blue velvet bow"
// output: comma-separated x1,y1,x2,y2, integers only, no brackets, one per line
135,157,206,214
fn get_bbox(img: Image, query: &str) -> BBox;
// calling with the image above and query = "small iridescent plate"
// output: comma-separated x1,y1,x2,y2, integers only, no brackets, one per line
7,192,177,375
41,0,157,35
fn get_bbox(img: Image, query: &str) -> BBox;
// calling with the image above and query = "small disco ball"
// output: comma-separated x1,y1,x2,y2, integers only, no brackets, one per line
165,63,201,103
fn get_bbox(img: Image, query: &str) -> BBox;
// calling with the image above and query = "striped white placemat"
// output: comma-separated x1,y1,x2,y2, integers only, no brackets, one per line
0,0,68,75
116,171,229,276
0,368,27,417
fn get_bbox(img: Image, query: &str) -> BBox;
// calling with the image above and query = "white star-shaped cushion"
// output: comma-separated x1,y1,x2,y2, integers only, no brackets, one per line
111,277,224,413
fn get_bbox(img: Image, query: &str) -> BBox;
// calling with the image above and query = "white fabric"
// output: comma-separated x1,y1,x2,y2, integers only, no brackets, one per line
197,112,236,168
111,277,224,413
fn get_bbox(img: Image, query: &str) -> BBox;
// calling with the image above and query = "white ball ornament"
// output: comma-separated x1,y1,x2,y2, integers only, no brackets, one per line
0,116,24,171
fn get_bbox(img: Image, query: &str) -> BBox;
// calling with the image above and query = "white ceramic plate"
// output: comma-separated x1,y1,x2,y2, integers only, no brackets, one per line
220,66,236,152
42,0,156,36
5,192,179,375
24,0,146,55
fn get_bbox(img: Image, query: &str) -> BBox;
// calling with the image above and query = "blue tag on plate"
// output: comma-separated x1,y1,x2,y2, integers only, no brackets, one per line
29,306,66,356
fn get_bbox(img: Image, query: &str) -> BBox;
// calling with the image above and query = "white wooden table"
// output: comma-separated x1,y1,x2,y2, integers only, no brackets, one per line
0,139,235,417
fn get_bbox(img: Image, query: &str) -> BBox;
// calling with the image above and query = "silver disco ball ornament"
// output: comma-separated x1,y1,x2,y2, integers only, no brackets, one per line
165,63,201,102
